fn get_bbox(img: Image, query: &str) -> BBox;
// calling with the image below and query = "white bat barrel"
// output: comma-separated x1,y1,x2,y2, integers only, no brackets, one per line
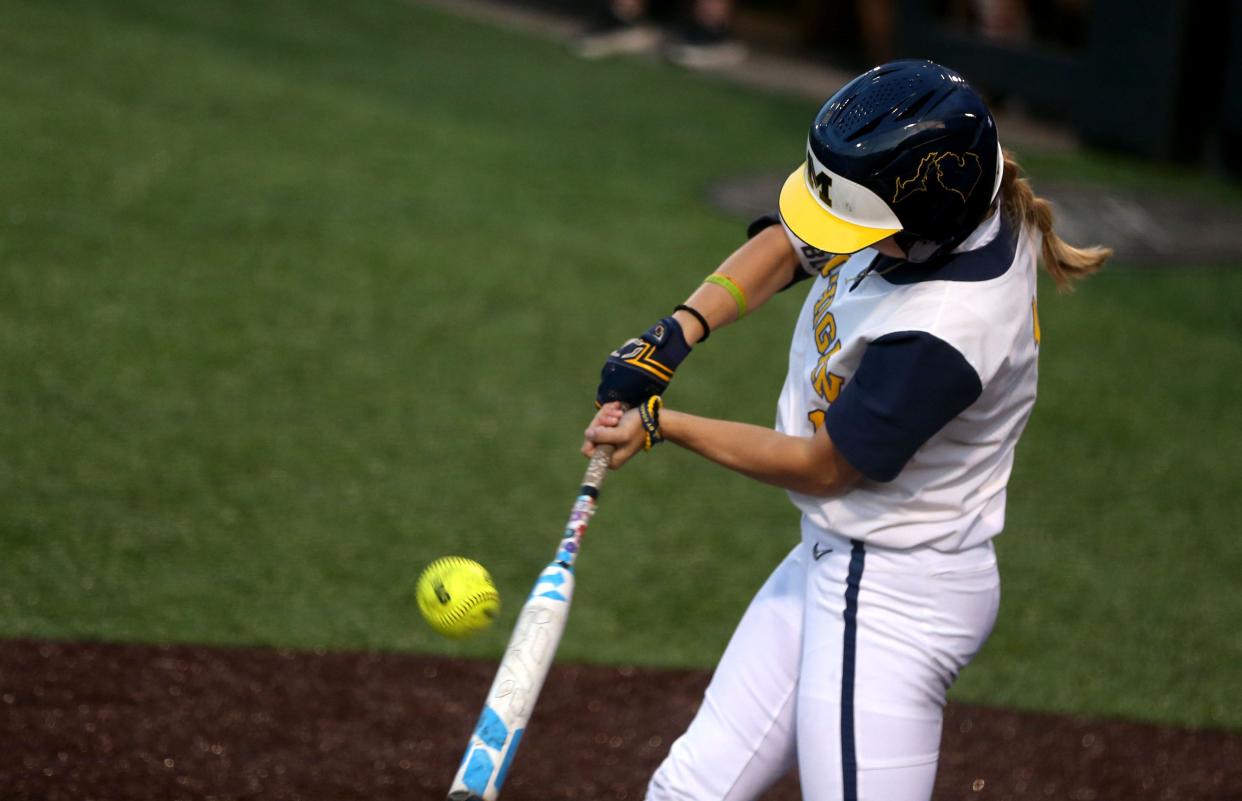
447,562,576,801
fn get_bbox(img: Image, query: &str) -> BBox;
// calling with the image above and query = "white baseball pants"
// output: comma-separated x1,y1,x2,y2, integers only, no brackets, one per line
646,525,1000,801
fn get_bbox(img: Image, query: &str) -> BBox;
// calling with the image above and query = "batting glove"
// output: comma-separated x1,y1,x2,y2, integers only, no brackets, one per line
596,316,691,408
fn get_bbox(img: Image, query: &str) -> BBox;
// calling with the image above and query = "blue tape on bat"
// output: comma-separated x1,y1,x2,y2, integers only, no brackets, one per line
495,728,524,791
477,705,508,751
463,748,495,795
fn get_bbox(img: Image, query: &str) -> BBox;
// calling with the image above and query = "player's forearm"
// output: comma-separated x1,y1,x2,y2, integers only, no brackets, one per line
659,409,856,496
671,226,798,343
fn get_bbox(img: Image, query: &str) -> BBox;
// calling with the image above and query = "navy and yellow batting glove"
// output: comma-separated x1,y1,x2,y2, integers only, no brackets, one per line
596,316,691,408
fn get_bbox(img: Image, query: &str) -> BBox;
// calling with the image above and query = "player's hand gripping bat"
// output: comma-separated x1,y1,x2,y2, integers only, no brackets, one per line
445,443,615,801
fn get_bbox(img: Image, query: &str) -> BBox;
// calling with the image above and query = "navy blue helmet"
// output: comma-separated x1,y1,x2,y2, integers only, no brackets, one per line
779,60,1003,262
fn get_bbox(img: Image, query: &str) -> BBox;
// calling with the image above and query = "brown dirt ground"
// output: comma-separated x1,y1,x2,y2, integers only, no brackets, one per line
0,640,1238,801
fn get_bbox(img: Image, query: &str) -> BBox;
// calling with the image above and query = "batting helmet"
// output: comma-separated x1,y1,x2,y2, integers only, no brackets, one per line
779,59,1003,263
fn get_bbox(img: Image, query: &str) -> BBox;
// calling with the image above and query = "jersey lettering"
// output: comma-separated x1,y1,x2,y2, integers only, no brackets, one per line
808,262,847,405
1032,297,1041,346
814,311,838,353
818,253,850,278
799,248,849,278
811,360,843,402
813,270,842,318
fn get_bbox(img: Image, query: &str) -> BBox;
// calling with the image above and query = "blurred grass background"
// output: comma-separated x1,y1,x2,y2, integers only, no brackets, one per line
1,0,1239,729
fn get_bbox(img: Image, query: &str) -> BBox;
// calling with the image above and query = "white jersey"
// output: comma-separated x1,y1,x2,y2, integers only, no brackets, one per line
652,207,1030,801
772,209,1041,552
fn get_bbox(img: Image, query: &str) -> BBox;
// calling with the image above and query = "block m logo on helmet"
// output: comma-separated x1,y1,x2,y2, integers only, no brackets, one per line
807,160,834,207
893,152,983,205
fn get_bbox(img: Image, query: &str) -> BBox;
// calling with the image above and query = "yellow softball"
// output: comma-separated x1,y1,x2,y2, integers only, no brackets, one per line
416,556,501,639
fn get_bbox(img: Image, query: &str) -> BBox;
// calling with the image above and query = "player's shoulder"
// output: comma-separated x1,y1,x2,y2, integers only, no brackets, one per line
870,216,1038,381
891,215,1034,322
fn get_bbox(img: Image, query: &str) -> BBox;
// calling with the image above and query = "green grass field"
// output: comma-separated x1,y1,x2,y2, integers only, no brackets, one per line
2,0,1240,730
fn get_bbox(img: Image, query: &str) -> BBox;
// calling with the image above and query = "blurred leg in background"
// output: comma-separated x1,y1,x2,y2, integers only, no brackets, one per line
945,0,1031,42
665,0,747,70
576,0,745,69
574,0,661,59
857,0,894,65
973,0,1031,42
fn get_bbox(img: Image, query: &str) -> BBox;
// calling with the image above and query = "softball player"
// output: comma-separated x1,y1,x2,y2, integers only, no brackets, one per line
583,60,1110,800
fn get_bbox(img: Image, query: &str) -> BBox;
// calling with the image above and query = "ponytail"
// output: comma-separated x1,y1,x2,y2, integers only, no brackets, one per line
1000,150,1111,291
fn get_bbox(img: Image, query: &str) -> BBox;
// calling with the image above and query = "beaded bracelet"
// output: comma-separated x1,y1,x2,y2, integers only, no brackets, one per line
638,395,664,451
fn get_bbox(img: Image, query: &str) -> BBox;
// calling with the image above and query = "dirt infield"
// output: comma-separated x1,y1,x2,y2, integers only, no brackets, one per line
0,640,1237,801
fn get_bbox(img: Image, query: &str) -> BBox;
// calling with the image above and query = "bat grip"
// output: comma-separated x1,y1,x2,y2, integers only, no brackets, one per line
581,401,628,492
581,444,614,492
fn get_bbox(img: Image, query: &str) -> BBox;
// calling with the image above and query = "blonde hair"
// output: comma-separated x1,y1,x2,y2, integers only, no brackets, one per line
1000,150,1111,291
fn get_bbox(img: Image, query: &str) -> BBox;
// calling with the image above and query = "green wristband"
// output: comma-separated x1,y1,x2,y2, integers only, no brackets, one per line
703,274,748,319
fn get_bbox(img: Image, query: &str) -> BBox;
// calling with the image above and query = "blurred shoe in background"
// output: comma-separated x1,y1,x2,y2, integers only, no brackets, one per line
573,7,661,59
664,22,746,69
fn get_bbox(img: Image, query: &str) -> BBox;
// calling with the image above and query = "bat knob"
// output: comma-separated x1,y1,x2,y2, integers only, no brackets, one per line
446,792,485,801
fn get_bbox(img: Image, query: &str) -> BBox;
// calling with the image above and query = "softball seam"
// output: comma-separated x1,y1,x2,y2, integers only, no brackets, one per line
434,591,500,627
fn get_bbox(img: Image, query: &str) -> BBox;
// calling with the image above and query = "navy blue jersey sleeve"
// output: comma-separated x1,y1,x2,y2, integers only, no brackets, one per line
824,331,983,482
747,212,781,239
